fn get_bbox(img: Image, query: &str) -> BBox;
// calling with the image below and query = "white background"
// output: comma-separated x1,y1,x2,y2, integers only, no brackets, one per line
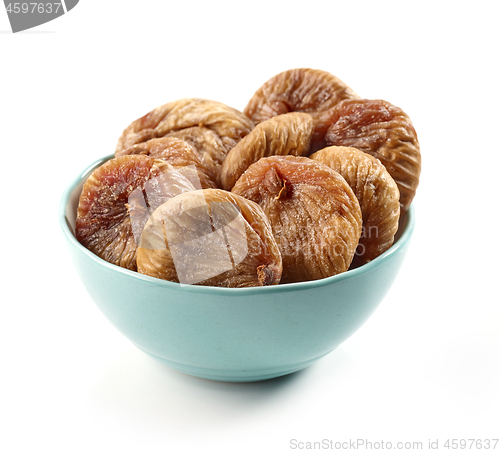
1,1,499,452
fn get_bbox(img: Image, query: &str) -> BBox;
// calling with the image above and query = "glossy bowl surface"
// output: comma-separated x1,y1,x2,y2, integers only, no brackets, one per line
60,155,415,382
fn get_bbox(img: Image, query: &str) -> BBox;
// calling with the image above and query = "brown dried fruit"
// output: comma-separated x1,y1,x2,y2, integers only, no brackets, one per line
115,98,255,183
115,136,218,190
164,127,226,179
244,68,359,148
322,98,421,212
220,112,314,191
76,155,203,271
310,146,400,267
137,189,282,287
231,155,362,284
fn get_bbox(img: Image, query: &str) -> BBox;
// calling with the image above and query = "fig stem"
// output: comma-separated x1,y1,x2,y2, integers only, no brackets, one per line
261,166,290,200
257,264,274,286
275,179,289,200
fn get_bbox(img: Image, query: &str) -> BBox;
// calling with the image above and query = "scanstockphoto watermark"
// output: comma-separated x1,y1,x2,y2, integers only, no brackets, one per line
3,0,79,33
289,438,500,450
125,167,380,284
124,167,383,284
290,439,424,450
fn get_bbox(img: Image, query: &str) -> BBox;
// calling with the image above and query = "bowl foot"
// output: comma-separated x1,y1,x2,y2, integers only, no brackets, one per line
136,347,333,382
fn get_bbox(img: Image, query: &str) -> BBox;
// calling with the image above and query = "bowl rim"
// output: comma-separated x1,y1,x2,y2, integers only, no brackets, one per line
59,154,415,296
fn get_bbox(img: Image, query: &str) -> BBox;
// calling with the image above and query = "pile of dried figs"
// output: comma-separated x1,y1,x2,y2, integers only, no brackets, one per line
76,68,421,287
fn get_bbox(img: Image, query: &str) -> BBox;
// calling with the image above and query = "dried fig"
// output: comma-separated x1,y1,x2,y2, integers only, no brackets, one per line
322,98,421,212
220,112,314,191
76,155,203,271
310,146,400,266
115,136,218,190
115,98,255,183
137,189,282,287
244,68,359,147
164,127,226,179
231,155,362,283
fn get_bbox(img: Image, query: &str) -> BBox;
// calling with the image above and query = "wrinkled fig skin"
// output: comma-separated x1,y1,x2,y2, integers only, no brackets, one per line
311,146,400,267
244,68,359,149
76,155,175,271
323,98,421,212
220,112,314,191
115,136,218,190
232,156,362,284
115,98,255,184
165,127,226,182
137,189,283,288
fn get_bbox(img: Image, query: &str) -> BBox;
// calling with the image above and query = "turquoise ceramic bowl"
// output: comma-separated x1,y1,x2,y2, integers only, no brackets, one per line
60,155,415,382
